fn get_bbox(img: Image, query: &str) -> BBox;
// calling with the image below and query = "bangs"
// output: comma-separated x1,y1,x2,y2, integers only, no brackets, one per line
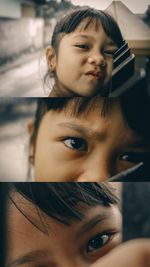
63,97,111,117
42,97,111,117
57,8,104,34
9,183,119,234
75,16,102,32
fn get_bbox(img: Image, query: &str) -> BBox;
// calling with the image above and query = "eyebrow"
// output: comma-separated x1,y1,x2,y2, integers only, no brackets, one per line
6,250,49,267
76,212,113,237
57,122,106,140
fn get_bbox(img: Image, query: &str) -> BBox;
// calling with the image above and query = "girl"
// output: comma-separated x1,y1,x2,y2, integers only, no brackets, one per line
44,6,123,97
28,96,150,181
6,182,121,267
4,183,150,267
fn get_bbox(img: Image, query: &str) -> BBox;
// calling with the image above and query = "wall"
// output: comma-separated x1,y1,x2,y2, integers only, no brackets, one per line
0,0,21,19
0,18,44,64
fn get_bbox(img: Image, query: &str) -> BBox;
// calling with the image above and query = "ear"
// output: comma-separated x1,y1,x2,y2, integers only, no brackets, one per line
45,45,56,71
27,121,35,165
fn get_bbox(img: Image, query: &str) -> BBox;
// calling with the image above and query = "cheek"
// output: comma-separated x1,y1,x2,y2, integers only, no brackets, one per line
106,58,113,77
56,50,84,75
34,141,82,181
34,141,57,180
56,59,78,82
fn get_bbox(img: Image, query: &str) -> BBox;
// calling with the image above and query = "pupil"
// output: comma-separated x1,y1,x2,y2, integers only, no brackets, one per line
71,138,84,149
89,234,108,249
121,153,144,163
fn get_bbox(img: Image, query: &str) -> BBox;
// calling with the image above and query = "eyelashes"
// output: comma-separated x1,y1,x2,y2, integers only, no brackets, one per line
63,137,88,152
75,44,89,50
74,44,117,56
61,136,150,169
120,152,150,164
103,50,117,57
86,232,115,253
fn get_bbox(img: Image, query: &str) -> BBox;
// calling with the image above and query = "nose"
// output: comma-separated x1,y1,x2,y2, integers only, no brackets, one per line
88,50,106,67
77,159,114,182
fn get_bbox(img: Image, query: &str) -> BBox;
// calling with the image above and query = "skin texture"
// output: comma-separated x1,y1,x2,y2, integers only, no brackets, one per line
7,192,121,267
46,20,117,97
90,239,150,267
32,99,148,181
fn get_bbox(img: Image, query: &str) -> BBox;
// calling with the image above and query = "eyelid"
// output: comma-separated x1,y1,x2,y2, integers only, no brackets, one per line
85,230,117,254
74,44,90,49
103,49,116,56
61,136,88,152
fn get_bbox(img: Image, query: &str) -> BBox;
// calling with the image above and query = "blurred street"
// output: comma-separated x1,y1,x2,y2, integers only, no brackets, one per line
0,99,37,181
0,53,46,97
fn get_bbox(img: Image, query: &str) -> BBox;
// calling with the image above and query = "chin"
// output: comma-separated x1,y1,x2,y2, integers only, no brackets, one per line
80,90,97,97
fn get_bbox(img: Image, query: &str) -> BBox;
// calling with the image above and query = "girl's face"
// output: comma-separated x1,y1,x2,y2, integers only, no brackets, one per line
32,100,148,181
7,192,121,267
47,20,117,97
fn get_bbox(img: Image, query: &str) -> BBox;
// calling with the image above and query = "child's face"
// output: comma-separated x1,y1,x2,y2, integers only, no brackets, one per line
32,99,148,181
7,192,121,267
47,20,117,96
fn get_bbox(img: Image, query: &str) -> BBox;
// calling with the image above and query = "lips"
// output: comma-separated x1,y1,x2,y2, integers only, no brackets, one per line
85,71,103,80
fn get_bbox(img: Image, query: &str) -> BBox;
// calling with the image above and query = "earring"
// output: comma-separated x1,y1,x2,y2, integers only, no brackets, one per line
29,155,34,164
50,63,55,72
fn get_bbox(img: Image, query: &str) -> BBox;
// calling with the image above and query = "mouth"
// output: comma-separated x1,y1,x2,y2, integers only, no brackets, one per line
85,71,104,80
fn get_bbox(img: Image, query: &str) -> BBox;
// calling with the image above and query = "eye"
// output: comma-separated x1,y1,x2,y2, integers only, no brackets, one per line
103,50,117,57
63,137,88,152
120,152,149,164
75,44,89,50
86,232,113,253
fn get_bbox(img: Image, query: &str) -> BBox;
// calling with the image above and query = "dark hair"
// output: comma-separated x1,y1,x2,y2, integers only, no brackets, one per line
51,6,123,50
9,182,120,233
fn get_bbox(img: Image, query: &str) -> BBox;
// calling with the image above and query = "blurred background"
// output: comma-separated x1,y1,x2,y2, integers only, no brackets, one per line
0,0,149,97
0,98,37,181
